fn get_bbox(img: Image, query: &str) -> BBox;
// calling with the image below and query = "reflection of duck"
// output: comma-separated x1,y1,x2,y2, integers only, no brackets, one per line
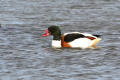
42,26,101,49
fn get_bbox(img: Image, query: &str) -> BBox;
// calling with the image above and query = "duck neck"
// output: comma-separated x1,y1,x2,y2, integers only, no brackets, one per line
53,35,61,41
52,33,62,48
53,32,61,41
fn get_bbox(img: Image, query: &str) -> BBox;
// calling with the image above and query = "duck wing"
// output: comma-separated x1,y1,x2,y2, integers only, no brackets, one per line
64,33,85,42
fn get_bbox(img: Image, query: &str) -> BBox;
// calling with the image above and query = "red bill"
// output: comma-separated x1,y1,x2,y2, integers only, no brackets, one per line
42,29,50,37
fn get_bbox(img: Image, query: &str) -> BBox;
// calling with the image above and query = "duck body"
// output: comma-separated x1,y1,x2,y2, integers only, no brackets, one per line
42,26,101,49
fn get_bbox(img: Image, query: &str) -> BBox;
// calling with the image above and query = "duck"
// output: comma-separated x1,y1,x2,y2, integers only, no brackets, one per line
42,26,101,49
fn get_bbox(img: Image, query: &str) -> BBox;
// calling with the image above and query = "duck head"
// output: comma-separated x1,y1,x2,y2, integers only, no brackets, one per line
42,26,61,40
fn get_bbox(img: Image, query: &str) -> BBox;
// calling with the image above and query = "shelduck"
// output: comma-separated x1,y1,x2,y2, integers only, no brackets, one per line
42,26,101,49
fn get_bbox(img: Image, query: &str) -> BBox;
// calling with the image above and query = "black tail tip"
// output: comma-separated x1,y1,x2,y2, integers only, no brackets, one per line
93,34,102,37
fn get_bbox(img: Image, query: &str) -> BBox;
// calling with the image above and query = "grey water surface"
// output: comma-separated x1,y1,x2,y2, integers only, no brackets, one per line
0,0,120,80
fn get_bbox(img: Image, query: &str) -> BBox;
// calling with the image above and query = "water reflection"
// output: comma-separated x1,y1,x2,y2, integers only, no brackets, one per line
0,0,120,80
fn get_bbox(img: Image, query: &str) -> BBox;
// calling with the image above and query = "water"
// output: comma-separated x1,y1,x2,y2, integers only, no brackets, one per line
0,0,120,80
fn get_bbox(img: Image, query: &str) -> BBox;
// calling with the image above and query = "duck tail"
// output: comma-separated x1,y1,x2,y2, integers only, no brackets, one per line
93,34,102,38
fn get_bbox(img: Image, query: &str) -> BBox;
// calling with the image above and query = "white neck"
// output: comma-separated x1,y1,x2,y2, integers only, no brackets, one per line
52,40,61,48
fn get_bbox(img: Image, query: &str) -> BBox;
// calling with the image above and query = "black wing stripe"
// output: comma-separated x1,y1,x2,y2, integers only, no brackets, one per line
64,33,85,42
